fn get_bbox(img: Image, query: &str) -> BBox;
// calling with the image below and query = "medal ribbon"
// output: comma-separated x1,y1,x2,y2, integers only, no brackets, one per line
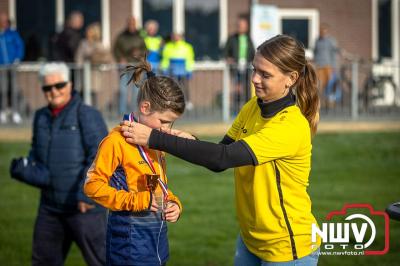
124,113,169,200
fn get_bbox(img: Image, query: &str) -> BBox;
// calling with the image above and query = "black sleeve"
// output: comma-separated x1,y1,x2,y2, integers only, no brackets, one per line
149,130,257,172
219,134,235,145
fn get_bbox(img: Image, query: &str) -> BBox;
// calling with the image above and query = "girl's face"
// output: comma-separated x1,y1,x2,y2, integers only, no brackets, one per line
138,101,180,131
251,52,295,102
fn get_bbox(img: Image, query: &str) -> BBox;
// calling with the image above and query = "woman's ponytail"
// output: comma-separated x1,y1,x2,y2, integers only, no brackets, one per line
295,61,320,135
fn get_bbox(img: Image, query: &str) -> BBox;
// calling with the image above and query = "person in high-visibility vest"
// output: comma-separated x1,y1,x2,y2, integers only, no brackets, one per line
161,33,195,109
144,20,163,72
161,33,194,79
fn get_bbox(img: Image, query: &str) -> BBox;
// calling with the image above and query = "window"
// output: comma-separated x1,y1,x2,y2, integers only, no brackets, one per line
278,9,319,57
282,19,309,48
185,0,220,60
142,0,173,40
17,0,55,60
378,0,392,59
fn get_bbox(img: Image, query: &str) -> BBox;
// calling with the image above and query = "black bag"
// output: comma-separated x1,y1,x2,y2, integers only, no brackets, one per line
10,157,50,188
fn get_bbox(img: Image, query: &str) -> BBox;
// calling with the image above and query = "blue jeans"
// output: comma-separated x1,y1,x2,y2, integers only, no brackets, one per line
119,73,138,115
234,235,319,266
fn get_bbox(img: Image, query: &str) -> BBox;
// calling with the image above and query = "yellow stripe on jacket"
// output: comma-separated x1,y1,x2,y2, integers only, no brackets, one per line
84,127,182,212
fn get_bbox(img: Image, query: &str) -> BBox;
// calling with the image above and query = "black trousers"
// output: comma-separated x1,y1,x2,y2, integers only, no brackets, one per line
32,206,107,266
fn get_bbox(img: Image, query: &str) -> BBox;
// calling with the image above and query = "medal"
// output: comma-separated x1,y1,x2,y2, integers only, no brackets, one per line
146,174,160,192
124,113,170,219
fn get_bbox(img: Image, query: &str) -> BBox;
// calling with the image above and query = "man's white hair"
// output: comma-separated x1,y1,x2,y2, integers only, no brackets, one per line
39,62,70,84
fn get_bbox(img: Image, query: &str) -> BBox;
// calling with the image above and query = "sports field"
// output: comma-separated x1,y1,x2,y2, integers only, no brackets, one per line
0,131,399,266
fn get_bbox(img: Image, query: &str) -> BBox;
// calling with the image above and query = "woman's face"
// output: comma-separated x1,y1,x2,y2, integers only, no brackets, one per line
42,73,72,108
138,102,180,132
251,52,293,102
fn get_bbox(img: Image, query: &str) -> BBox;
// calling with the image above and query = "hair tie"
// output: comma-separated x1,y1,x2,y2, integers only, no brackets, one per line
146,71,156,79
302,64,307,76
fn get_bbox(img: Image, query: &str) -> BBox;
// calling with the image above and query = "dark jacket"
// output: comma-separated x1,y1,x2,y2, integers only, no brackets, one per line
54,27,82,62
30,92,107,213
223,33,255,63
113,29,147,63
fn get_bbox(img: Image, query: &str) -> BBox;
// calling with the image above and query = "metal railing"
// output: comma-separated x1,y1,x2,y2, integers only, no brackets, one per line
0,60,399,125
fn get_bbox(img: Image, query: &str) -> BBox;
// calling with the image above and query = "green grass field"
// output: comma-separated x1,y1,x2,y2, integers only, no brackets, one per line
0,132,399,266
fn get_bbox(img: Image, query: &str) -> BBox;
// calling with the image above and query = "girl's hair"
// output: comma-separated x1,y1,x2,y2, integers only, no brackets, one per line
257,34,320,135
124,58,185,115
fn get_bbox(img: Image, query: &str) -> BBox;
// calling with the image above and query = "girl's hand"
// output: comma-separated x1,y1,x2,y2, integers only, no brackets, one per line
164,201,181,223
120,120,152,146
150,195,158,212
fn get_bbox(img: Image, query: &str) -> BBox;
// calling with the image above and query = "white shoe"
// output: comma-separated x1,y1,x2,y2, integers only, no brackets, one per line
12,112,22,124
0,111,7,124
186,101,194,111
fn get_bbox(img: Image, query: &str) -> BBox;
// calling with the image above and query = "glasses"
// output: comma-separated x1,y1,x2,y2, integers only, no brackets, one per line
42,82,68,92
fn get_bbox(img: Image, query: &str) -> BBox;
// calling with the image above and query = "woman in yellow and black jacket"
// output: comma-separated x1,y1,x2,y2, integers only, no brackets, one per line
121,35,321,265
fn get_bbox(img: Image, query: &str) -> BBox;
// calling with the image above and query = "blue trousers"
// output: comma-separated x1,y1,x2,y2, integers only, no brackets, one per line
119,73,138,115
234,235,319,266
32,206,107,266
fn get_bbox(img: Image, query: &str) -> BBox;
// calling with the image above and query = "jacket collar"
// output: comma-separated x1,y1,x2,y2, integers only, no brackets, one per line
257,90,296,118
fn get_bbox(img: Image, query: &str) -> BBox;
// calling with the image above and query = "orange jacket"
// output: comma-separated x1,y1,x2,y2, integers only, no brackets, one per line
84,127,182,212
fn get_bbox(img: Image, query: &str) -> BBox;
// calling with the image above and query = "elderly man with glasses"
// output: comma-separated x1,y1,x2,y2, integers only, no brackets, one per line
10,62,108,266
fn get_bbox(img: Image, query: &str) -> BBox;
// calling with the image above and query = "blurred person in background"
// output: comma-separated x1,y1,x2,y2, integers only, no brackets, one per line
313,23,340,108
75,22,112,107
224,14,255,114
54,11,84,62
161,32,195,110
75,22,112,65
0,12,24,124
113,16,147,115
10,62,108,266
144,20,163,72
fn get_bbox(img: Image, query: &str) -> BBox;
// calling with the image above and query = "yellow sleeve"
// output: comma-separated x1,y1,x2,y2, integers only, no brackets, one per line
161,44,171,71
161,153,183,212
226,99,253,139
242,117,306,164
185,43,195,72
84,135,151,212
167,189,182,213
226,113,243,140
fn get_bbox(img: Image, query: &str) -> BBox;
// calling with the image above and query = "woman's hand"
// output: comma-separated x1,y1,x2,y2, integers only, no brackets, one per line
77,201,95,213
120,121,152,146
168,129,197,140
164,201,181,223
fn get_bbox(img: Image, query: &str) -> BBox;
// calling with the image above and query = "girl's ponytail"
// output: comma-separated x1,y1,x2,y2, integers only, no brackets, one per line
120,56,186,115
123,57,153,86
295,61,320,135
